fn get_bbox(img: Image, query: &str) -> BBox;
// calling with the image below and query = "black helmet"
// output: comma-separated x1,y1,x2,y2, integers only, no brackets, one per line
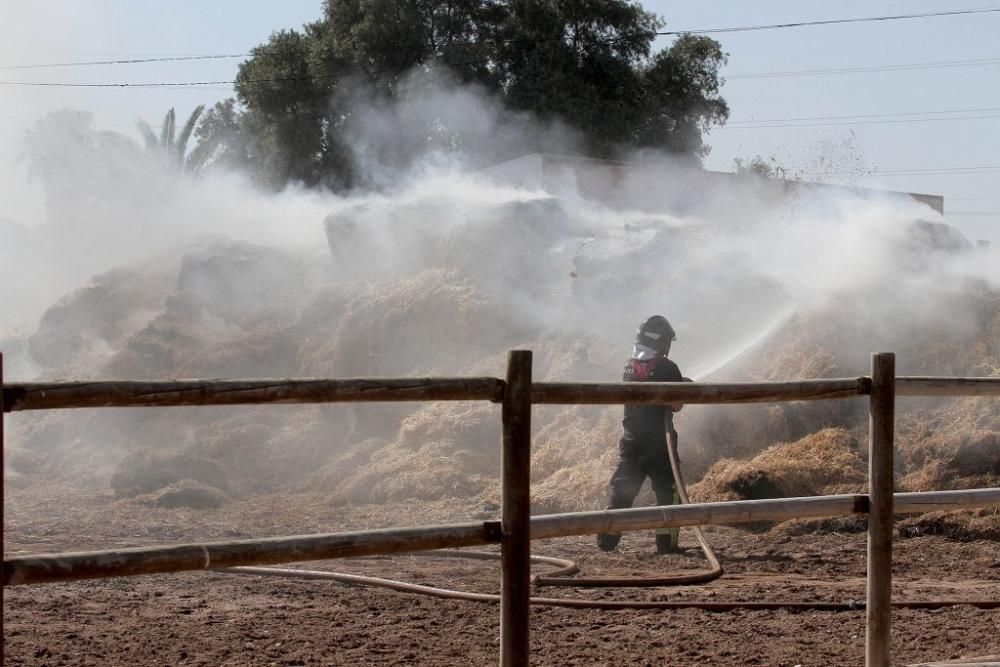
636,315,676,352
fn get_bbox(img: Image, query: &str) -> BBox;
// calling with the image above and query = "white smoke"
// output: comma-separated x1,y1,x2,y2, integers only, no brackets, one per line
3,67,997,502
2,71,993,374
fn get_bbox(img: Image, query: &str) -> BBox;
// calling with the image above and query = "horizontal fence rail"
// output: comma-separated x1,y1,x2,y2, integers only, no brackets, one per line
6,488,998,587
3,359,1000,667
1,377,506,412
6,376,999,413
896,376,1000,397
4,522,503,586
531,378,871,404
3,377,871,412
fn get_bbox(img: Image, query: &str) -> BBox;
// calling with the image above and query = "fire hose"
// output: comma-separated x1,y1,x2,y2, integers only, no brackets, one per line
532,428,723,588
226,431,998,611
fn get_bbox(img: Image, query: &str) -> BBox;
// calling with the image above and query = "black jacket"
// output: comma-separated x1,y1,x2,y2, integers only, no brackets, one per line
621,355,683,442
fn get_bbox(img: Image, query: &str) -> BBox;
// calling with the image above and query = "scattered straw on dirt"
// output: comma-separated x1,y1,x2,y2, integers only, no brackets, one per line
773,515,868,536
898,508,1000,541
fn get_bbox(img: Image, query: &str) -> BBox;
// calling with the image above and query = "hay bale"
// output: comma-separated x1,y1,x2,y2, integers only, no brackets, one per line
103,311,206,378
333,402,500,503
308,438,387,491
530,457,614,514
339,441,495,502
177,328,301,378
172,241,317,325
137,480,229,509
27,268,171,371
110,451,230,498
531,406,619,479
953,431,1000,475
898,428,1000,492
294,269,507,378
690,428,865,502
528,403,630,513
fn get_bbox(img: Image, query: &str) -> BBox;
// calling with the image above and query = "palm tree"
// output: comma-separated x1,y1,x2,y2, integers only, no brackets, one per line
136,105,205,172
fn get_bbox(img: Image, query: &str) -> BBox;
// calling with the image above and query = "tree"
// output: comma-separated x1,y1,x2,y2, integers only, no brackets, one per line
135,106,206,173
233,26,353,189
633,34,729,157
198,0,729,190
188,99,251,173
22,110,147,223
495,0,661,155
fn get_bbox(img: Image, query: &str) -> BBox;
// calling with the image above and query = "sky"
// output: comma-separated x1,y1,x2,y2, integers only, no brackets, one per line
1,1,998,242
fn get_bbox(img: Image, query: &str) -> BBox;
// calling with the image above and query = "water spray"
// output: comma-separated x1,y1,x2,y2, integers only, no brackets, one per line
686,305,796,381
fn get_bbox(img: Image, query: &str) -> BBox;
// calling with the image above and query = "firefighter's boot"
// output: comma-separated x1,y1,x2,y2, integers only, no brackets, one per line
597,532,621,552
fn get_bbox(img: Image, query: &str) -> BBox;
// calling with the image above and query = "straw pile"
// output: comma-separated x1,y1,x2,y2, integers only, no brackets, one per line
110,451,231,499
329,402,501,503
136,480,230,510
690,428,866,502
6,195,999,538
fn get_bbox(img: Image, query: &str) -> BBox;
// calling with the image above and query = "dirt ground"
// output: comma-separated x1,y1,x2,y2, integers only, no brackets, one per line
4,483,999,666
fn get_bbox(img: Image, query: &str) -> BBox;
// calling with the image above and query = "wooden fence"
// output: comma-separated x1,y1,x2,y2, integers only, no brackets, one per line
2,351,999,667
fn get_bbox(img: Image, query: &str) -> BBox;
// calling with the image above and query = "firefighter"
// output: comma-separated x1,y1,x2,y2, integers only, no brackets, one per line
597,315,687,554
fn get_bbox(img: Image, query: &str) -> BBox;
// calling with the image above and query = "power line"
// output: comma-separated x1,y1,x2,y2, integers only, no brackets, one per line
881,166,1000,174
727,105,1000,124
881,171,1000,175
807,166,1000,176
879,166,1000,173
664,7,1000,34
6,74,1000,135
0,79,240,88
3,7,1000,70
728,56,1000,79
7,53,1000,86
718,114,1000,129
0,54,247,70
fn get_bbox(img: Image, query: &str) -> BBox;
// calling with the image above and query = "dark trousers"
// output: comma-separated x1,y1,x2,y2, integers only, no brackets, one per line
597,435,677,552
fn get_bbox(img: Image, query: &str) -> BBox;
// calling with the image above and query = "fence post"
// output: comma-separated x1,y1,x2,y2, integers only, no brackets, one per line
866,352,895,667
500,350,532,667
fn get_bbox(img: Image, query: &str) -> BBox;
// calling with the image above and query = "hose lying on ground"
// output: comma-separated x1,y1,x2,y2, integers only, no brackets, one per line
532,428,722,588
224,431,997,611
222,358,996,609
228,425,727,603
224,558,1000,611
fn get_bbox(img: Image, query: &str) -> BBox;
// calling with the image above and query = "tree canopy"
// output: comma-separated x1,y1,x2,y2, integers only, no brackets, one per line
197,0,729,190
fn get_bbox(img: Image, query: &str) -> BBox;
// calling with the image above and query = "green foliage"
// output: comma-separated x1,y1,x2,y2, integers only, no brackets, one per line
193,0,729,190
135,106,206,172
189,99,250,174
635,34,729,156
496,0,663,155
